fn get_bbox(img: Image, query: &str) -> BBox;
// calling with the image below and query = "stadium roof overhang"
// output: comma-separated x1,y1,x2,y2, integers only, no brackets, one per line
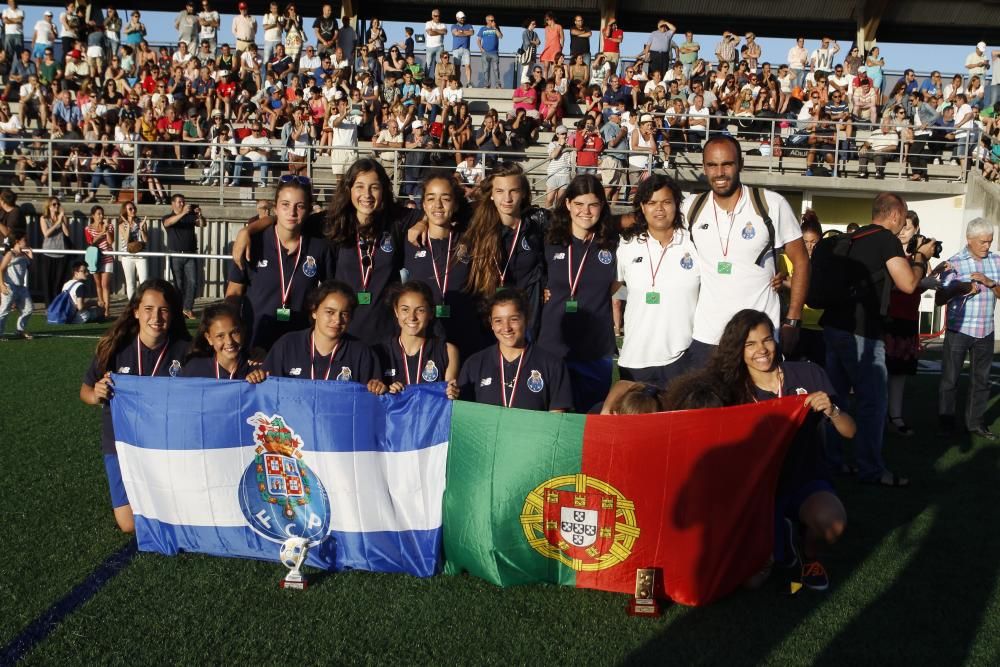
317,0,998,46
32,0,1000,46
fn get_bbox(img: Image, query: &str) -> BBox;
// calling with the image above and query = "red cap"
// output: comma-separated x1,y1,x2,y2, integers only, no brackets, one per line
69,49,82,59
237,1,248,8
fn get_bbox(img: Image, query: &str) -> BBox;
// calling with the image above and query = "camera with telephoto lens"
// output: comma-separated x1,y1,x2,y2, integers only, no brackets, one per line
907,234,942,259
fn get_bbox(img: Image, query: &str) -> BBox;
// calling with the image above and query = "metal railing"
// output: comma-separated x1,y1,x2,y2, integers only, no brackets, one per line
2,115,970,206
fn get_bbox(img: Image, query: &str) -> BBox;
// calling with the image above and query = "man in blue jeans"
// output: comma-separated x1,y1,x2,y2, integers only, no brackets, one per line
819,193,938,487
936,217,1000,439
477,14,502,88
162,194,206,319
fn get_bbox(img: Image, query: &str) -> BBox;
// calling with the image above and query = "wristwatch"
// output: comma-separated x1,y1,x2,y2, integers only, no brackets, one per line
827,404,841,420
782,318,801,328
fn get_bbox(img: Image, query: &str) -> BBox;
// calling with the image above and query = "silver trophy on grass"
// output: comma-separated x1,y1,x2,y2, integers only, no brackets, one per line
279,536,310,590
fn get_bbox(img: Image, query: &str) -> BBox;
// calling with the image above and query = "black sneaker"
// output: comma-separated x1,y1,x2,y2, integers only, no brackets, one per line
777,517,799,568
801,559,829,591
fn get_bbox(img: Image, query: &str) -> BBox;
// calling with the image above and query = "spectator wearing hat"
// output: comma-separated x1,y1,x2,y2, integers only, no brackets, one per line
31,10,55,63
451,11,474,86
401,119,431,197
231,2,257,56
966,41,990,81
63,48,90,90
599,108,628,201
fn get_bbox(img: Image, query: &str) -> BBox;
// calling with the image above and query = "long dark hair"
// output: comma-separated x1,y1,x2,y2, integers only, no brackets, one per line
325,158,398,245
93,279,190,374
460,162,532,297
704,309,778,405
185,303,243,361
622,173,684,242
546,174,619,251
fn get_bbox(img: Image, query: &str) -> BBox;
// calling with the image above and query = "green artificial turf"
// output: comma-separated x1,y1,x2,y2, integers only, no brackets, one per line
3,315,1000,665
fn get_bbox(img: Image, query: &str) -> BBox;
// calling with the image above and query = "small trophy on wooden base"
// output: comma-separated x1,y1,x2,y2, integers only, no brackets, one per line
627,568,661,616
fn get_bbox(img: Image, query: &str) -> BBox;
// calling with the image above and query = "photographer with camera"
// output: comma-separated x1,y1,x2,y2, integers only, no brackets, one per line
935,217,1000,440
885,211,948,437
818,193,939,488
162,194,207,320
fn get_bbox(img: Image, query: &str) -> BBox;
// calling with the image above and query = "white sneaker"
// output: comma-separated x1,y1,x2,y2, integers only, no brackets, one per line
74,192,82,202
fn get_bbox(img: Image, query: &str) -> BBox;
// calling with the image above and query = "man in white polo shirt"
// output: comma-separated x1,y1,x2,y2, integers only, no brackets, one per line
683,134,810,365
424,9,447,80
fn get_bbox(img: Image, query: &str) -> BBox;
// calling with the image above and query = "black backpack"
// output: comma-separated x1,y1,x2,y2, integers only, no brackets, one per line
806,228,889,312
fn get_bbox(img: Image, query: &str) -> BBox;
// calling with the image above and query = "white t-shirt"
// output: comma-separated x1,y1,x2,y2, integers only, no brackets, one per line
443,86,463,104
828,73,850,92
687,105,709,132
4,8,24,35
32,19,54,44
684,186,800,344
616,230,700,368
62,278,84,301
240,134,272,160
298,53,320,70
199,10,219,40
954,103,974,137
329,117,358,147
424,20,446,48
965,50,987,79
456,160,484,184
263,12,282,41
420,87,441,105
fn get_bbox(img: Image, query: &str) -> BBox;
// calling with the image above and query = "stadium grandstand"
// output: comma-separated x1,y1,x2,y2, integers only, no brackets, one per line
0,0,998,303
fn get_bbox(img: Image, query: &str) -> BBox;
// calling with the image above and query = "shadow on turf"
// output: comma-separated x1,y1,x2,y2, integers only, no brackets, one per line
622,401,1000,665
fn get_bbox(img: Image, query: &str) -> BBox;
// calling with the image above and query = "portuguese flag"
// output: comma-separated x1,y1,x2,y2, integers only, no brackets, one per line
442,397,809,606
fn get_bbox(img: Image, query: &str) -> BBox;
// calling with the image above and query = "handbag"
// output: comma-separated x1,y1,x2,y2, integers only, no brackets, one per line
127,240,145,254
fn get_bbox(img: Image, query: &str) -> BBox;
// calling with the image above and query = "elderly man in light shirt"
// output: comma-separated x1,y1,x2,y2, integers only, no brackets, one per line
228,120,272,186
936,217,1000,439
856,118,899,179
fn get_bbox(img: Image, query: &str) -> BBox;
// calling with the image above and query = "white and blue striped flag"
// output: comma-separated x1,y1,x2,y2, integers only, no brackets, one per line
111,376,451,576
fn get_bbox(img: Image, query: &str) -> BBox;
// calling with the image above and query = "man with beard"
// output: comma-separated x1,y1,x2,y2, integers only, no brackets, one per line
682,134,809,364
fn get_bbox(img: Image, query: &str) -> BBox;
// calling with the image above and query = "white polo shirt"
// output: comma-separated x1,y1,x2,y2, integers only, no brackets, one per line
616,229,700,369
425,20,446,48
683,185,800,345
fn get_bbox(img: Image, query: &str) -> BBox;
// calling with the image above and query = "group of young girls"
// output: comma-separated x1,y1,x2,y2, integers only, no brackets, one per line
80,157,848,592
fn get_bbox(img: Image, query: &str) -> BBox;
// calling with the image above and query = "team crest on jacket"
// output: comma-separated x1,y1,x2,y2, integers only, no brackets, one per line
520,474,638,571
421,360,439,382
597,249,613,265
238,413,331,546
169,360,181,377
380,233,394,253
680,252,694,270
302,256,317,277
521,237,531,251
336,366,352,382
527,370,544,393
741,221,756,240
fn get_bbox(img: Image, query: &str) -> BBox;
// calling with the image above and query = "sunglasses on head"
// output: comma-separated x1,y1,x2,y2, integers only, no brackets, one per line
279,174,311,185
